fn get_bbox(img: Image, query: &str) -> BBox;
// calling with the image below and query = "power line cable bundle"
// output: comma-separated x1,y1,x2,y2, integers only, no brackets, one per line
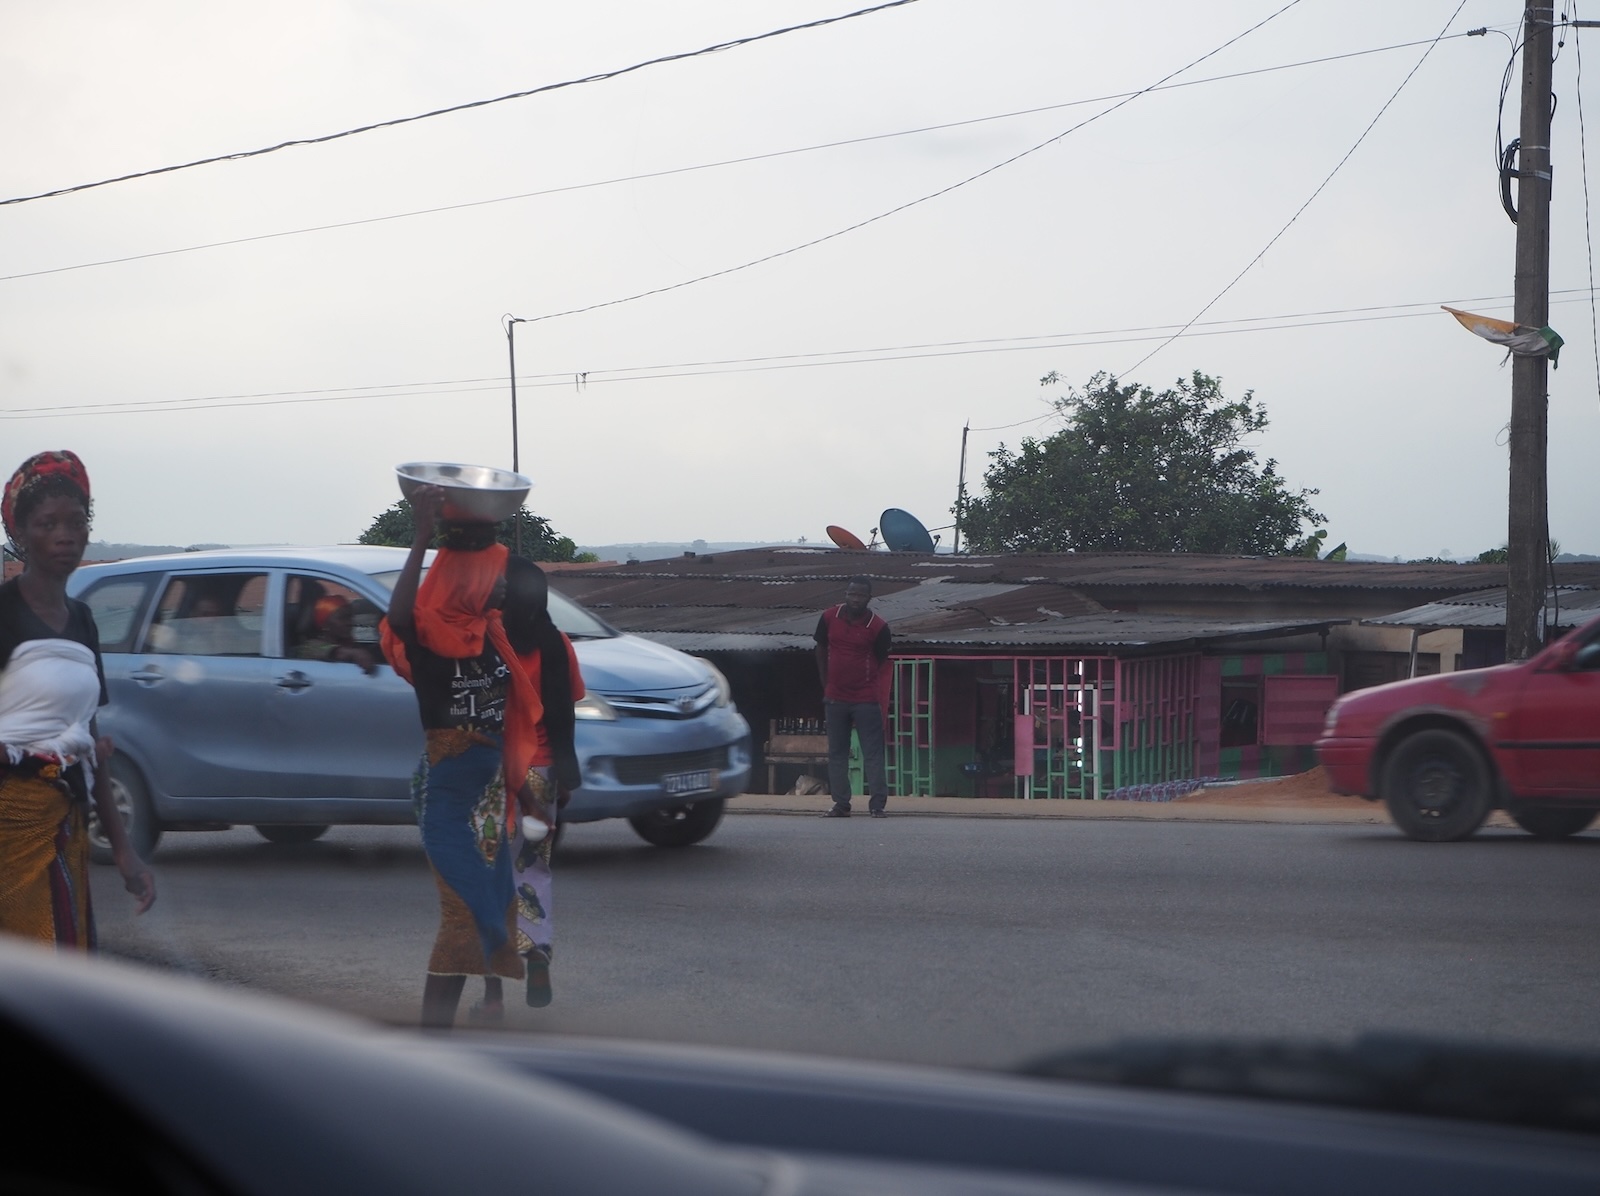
0,28,1505,286
8,287,1595,423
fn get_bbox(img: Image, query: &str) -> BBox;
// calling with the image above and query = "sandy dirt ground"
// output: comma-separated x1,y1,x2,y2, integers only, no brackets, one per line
1183,766,1516,827
1183,767,1362,808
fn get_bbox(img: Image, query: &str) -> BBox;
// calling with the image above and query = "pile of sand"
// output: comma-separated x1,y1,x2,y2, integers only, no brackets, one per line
1176,766,1372,809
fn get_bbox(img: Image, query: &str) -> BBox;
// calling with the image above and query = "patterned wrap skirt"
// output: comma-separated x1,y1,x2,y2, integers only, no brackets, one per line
0,764,94,950
413,730,522,980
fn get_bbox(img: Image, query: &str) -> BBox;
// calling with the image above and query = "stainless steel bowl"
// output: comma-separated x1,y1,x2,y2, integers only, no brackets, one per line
395,462,531,524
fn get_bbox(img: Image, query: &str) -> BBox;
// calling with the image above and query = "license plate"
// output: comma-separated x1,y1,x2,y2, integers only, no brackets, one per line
662,769,717,796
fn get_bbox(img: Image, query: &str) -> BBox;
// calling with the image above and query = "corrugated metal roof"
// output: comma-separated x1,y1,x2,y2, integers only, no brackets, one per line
550,549,1600,653
1366,587,1600,630
581,579,1111,637
902,614,1333,649
631,615,1330,654
558,547,1600,593
597,606,818,636
635,631,814,652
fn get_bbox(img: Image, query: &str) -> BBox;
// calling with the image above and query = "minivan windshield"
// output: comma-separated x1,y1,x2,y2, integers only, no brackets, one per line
367,567,616,639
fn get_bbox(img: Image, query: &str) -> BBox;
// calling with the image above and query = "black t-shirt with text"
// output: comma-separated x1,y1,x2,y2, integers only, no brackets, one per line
397,624,508,734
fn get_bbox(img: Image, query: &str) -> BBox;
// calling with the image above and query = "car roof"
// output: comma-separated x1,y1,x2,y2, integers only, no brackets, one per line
75,545,418,577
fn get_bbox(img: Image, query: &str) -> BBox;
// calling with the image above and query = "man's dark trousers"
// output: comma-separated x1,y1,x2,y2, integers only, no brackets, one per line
825,700,888,813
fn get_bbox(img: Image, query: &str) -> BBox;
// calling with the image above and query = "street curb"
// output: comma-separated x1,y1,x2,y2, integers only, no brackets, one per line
724,795,1408,827
723,795,1521,829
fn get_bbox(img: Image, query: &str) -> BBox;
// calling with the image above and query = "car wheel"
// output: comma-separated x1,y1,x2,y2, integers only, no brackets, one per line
1381,729,1493,842
1509,805,1599,839
254,824,330,845
88,757,161,864
627,798,725,848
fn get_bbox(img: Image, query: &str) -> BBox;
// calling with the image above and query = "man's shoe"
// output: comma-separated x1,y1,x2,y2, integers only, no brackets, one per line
870,809,887,818
822,805,851,818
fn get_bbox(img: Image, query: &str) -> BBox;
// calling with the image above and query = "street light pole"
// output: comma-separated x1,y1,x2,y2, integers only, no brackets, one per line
504,315,527,556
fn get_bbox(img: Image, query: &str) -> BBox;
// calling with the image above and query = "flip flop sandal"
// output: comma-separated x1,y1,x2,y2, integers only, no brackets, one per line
525,963,553,1008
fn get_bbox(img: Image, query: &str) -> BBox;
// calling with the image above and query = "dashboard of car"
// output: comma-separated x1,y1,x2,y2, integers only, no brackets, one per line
5,943,1597,1196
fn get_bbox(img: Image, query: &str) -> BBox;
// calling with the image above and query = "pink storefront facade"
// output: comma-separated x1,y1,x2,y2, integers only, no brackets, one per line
880,647,1338,800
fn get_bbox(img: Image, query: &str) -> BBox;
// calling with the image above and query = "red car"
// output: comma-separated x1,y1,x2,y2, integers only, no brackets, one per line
1317,613,1600,841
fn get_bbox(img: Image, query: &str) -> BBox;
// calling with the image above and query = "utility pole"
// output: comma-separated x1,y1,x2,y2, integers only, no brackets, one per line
952,423,970,555
505,316,526,556
1505,0,1556,660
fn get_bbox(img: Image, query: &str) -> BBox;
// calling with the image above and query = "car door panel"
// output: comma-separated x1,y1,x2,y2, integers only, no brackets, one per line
1502,654,1600,796
265,571,421,801
265,660,421,800
121,571,277,801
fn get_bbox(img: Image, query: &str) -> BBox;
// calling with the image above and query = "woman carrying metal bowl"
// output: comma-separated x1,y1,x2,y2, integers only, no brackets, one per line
380,483,549,1028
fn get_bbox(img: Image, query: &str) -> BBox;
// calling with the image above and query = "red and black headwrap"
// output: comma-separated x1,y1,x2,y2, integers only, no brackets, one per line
3,450,92,551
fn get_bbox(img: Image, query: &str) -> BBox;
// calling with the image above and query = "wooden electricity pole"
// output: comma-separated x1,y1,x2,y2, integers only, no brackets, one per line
1505,0,1556,659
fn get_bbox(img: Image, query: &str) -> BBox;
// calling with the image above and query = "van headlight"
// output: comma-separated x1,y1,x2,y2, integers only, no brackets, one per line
696,658,732,708
574,694,618,721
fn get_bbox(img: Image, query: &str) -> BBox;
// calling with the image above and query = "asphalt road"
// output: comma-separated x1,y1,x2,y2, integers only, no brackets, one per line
91,813,1600,1071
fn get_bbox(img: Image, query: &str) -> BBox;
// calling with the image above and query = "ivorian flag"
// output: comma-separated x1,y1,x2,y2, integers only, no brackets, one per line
1442,306,1564,367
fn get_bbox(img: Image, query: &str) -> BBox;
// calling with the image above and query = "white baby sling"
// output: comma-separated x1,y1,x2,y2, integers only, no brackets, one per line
0,637,101,789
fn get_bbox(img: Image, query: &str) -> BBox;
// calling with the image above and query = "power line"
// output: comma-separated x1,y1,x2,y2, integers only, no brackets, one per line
513,0,1310,327
1123,0,1471,376
0,0,922,208
0,27,1506,285
9,287,1596,422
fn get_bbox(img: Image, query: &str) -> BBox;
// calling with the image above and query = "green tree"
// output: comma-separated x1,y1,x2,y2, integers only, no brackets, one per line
358,501,589,562
959,371,1324,555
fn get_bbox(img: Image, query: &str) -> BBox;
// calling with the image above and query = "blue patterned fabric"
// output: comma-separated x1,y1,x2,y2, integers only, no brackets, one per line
413,737,513,962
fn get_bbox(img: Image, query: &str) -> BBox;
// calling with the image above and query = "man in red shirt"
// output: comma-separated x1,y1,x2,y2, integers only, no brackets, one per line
814,576,892,818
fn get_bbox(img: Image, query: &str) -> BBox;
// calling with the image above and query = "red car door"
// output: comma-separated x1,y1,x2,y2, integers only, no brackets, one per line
1500,625,1600,796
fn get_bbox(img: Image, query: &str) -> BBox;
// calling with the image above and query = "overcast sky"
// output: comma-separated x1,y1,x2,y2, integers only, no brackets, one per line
2,0,1594,557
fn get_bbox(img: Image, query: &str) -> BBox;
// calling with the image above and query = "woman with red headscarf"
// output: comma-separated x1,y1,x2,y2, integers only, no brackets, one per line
0,451,155,949
381,484,545,1028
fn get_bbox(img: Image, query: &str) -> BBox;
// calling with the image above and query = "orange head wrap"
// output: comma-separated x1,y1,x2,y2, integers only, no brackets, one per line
380,543,545,804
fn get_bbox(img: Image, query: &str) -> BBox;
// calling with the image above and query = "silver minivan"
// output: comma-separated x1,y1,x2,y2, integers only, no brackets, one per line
69,546,750,857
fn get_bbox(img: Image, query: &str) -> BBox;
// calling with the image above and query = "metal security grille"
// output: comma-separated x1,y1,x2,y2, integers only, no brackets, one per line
1111,655,1199,790
1012,657,1114,799
887,658,935,797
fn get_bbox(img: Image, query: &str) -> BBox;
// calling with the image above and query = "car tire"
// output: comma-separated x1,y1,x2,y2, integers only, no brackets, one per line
254,824,330,845
1382,728,1493,842
627,798,725,848
88,757,161,865
1509,805,1599,839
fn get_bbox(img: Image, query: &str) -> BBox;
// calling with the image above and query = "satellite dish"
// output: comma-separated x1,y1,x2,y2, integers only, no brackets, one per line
879,508,936,553
826,525,867,550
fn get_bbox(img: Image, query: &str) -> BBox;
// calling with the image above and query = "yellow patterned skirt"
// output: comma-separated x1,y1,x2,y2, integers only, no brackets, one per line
0,767,94,950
